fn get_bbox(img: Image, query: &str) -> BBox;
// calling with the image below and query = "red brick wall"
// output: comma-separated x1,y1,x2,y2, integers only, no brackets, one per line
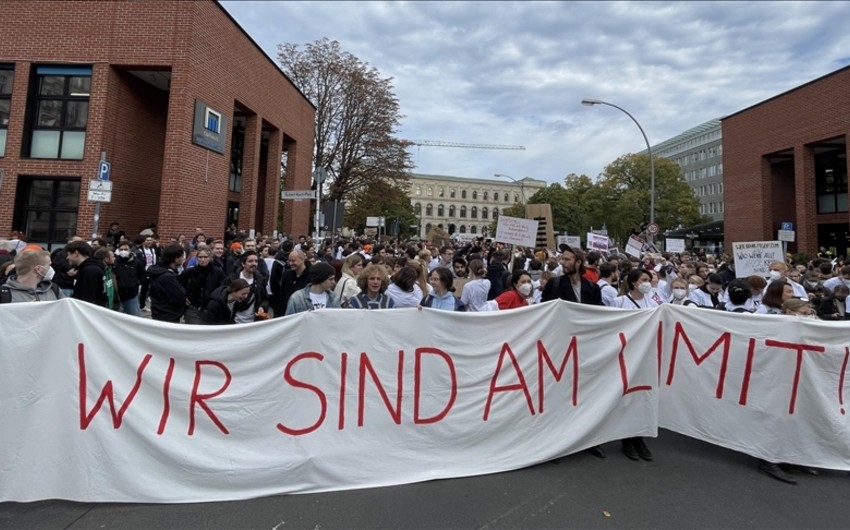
723,66,850,257
0,0,314,242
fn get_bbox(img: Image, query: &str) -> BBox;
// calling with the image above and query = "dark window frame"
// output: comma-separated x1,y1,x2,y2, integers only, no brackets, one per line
25,65,92,160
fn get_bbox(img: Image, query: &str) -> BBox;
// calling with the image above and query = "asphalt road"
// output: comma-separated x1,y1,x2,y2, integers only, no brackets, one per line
2,429,849,530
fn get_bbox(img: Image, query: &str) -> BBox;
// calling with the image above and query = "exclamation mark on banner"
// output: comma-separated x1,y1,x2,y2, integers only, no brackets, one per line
840,347,849,415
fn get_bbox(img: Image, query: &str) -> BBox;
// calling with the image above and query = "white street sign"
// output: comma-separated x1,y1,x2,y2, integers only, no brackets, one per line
87,190,112,202
281,190,314,200
778,230,795,242
89,180,113,191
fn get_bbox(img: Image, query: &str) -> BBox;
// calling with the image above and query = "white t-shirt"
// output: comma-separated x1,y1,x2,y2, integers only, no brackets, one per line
309,290,329,310
234,274,256,324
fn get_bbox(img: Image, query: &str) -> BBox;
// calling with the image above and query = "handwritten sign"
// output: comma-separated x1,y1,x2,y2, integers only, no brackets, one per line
732,241,783,278
666,238,685,253
557,235,582,250
495,216,539,247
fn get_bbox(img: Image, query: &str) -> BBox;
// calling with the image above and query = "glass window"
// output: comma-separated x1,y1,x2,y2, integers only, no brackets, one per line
14,177,81,250
414,203,421,215
450,189,456,198
426,203,433,216
503,193,509,202
0,65,13,157
470,225,477,234
230,124,244,192
459,225,466,234
448,204,455,216
471,206,477,219
427,187,433,196
460,205,466,218
816,151,848,214
416,186,421,196
461,190,467,199
482,207,488,219
494,192,499,202
438,187,444,197
483,191,488,200
28,65,92,159
437,204,444,216
472,191,478,200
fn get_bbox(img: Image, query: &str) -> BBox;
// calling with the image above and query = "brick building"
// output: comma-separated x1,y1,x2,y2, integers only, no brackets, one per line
722,65,849,258
0,0,315,249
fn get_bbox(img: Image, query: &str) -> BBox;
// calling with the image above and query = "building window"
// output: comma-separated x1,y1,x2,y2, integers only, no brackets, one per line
460,205,467,218
494,192,499,202
205,108,221,134
437,204,444,217
459,225,466,234
229,123,244,192
472,190,478,200
13,177,80,250
493,207,499,218
426,203,433,216
27,65,92,159
503,193,509,202
816,151,848,214
438,187,444,197
470,225,477,234
425,223,432,235
450,188,456,198
0,65,14,157
483,191,488,200
514,194,519,203
416,186,421,196
481,207,488,219
448,204,455,216
461,190,467,199
427,186,433,196
471,206,477,219
414,203,421,215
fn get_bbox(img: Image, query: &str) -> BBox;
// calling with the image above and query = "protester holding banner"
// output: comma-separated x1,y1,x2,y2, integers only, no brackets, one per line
493,270,534,310
420,267,466,311
334,253,365,308
386,265,424,308
147,244,188,323
667,277,696,306
285,261,340,314
687,273,724,309
460,259,492,312
755,279,792,315
200,279,251,324
348,264,396,310
0,249,63,303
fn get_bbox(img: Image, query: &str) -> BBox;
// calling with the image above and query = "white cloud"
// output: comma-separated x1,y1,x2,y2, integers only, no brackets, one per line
220,0,850,184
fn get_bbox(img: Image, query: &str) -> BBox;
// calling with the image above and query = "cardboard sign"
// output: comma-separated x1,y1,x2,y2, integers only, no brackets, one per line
732,241,784,278
495,216,539,247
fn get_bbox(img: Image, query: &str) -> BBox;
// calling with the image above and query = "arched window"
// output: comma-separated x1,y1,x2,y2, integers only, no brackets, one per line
514,194,519,203
448,204,456,216
493,207,499,218
427,187,433,196
460,205,467,218
503,193,509,202
459,225,466,234
481,207,488,219
437,204,445,217
470,225,477,234
426,203,433,216
425,223,432,234
450,188,456,198
414,203,421,215
471,206,478,219
494,193,499,202
415,186,422,196
461,190,467,199
483,191,489,200
472,191,478,200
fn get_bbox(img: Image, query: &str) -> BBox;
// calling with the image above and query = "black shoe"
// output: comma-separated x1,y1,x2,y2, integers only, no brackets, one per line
758,460,797,484
622,439,639,461
588,445,606,458
780,463,819,476
634,437,653,461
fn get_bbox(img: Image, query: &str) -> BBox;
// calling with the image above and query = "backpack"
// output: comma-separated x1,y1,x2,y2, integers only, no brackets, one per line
0,282,62,303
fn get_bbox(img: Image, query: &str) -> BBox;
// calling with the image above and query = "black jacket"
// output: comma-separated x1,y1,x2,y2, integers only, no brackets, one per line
541,275,603,306
179,263,227,308
485,262,509,300
113,254,146,300
200,284,236,325
51,248,76,290
270,262,311,317
72,257,106,306
148,264,187,322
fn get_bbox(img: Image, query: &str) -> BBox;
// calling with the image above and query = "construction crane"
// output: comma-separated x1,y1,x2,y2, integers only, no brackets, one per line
400,139,526,151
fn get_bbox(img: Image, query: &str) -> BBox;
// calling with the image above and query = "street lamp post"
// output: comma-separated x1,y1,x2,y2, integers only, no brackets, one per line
494,173,527,205
581,98,656,243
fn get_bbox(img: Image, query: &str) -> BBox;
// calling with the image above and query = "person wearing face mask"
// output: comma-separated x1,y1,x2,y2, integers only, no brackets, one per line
667,277,698,306
494,269,535,310
767,260,808,299
0,249,63,303
688,273,723,308
113,241,146,316
610,267,659,462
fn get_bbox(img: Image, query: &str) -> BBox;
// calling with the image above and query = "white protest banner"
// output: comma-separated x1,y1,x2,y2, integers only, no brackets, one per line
665,238,685,253
2,300,850,504
586,232,609,251
732,241,783,278
495,215,539,247
626,234,644,258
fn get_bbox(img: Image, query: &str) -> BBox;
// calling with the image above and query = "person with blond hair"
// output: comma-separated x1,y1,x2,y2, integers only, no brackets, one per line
0,250,63,303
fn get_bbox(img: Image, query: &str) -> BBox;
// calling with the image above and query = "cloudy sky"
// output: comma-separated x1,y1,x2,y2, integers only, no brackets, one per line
220,1,850,186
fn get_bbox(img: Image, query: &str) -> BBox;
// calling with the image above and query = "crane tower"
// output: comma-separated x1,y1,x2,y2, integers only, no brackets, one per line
400,139,526,150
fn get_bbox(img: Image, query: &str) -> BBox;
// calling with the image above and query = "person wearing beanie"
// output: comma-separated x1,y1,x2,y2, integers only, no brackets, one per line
285,261,341,315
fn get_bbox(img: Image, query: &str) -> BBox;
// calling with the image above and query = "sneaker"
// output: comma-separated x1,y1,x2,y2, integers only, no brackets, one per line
635,438,653,461
758,460,797,484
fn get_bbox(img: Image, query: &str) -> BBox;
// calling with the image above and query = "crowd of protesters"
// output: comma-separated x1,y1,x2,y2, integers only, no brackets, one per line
2,223,849,483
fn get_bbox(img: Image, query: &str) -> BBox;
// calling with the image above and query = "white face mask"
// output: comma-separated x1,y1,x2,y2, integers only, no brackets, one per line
40,265,55,282
769,270,782,281
637,282,652,294
672,288,687,299
518,283,533,297
117,250,130,259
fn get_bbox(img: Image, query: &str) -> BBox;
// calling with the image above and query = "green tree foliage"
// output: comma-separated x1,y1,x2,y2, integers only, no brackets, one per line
277,38,412,203
595,154,707,244
345,180,418,240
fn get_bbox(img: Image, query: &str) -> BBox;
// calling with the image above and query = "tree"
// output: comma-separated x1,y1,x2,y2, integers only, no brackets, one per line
345,180,418,240
596,154,708,244
277,38,412,203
